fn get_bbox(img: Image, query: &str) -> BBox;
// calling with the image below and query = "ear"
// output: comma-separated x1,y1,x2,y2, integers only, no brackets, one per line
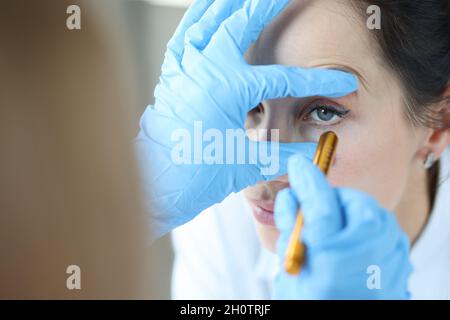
417,84,450,163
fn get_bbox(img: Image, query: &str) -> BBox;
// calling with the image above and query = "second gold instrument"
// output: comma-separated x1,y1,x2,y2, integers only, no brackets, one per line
284,131,338,275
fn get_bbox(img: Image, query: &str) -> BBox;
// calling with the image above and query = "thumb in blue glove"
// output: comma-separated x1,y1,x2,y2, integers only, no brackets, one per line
274,154,413,299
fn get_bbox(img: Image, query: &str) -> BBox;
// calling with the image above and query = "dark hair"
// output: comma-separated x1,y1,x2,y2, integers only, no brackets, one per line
351,0,450,128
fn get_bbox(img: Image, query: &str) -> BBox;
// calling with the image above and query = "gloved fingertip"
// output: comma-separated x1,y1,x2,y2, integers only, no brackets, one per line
287,154,315,188
293,67,359,98
274,188,298,232
288,153,310,168
298,143,318,162
331,70,359,88
348,73,359,89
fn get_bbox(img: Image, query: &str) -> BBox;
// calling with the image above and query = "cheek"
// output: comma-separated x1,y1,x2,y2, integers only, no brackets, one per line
327,116,415,210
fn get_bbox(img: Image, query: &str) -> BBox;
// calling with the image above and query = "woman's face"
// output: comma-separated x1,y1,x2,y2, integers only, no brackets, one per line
244,0,431,252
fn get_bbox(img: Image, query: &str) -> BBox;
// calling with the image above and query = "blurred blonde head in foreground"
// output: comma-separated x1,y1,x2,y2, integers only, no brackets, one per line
0,0,162,299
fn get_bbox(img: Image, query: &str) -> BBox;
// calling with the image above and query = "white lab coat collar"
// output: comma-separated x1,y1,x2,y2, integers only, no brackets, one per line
253,246,279,293
409,147,450,299
411,148,450,260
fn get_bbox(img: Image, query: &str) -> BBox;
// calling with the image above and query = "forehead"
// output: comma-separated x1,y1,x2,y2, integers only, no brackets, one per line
249,0,377,76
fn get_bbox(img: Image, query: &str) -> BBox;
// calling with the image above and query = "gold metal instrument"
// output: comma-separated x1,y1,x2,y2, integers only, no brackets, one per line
284,131,338,275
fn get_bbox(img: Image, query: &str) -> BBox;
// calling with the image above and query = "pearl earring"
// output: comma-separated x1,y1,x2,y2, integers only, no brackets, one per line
424,153,436,169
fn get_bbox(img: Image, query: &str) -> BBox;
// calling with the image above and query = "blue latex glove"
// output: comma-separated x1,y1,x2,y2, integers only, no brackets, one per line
274,155,413,299
136,0,358,238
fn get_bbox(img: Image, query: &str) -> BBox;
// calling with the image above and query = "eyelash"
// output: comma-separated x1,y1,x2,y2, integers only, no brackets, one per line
302,104,350,126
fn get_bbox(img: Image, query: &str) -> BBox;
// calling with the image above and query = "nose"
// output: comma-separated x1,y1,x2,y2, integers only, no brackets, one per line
257,175,290,200
272,174,289,184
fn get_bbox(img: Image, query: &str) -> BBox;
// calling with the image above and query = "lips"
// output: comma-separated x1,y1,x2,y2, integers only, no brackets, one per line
246,199,276,226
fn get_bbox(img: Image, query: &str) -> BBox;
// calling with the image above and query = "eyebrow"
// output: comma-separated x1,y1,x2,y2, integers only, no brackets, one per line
314,63,369,91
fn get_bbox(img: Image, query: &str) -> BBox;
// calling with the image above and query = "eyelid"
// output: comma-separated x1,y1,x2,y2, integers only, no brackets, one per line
298,98,351,126
301,98,348,115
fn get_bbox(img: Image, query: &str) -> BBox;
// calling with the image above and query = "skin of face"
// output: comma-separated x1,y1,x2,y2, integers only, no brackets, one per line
243,0,442,252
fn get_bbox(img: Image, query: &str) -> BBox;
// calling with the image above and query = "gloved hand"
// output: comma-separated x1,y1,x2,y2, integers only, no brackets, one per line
136,0,358,238
274,155,413,299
